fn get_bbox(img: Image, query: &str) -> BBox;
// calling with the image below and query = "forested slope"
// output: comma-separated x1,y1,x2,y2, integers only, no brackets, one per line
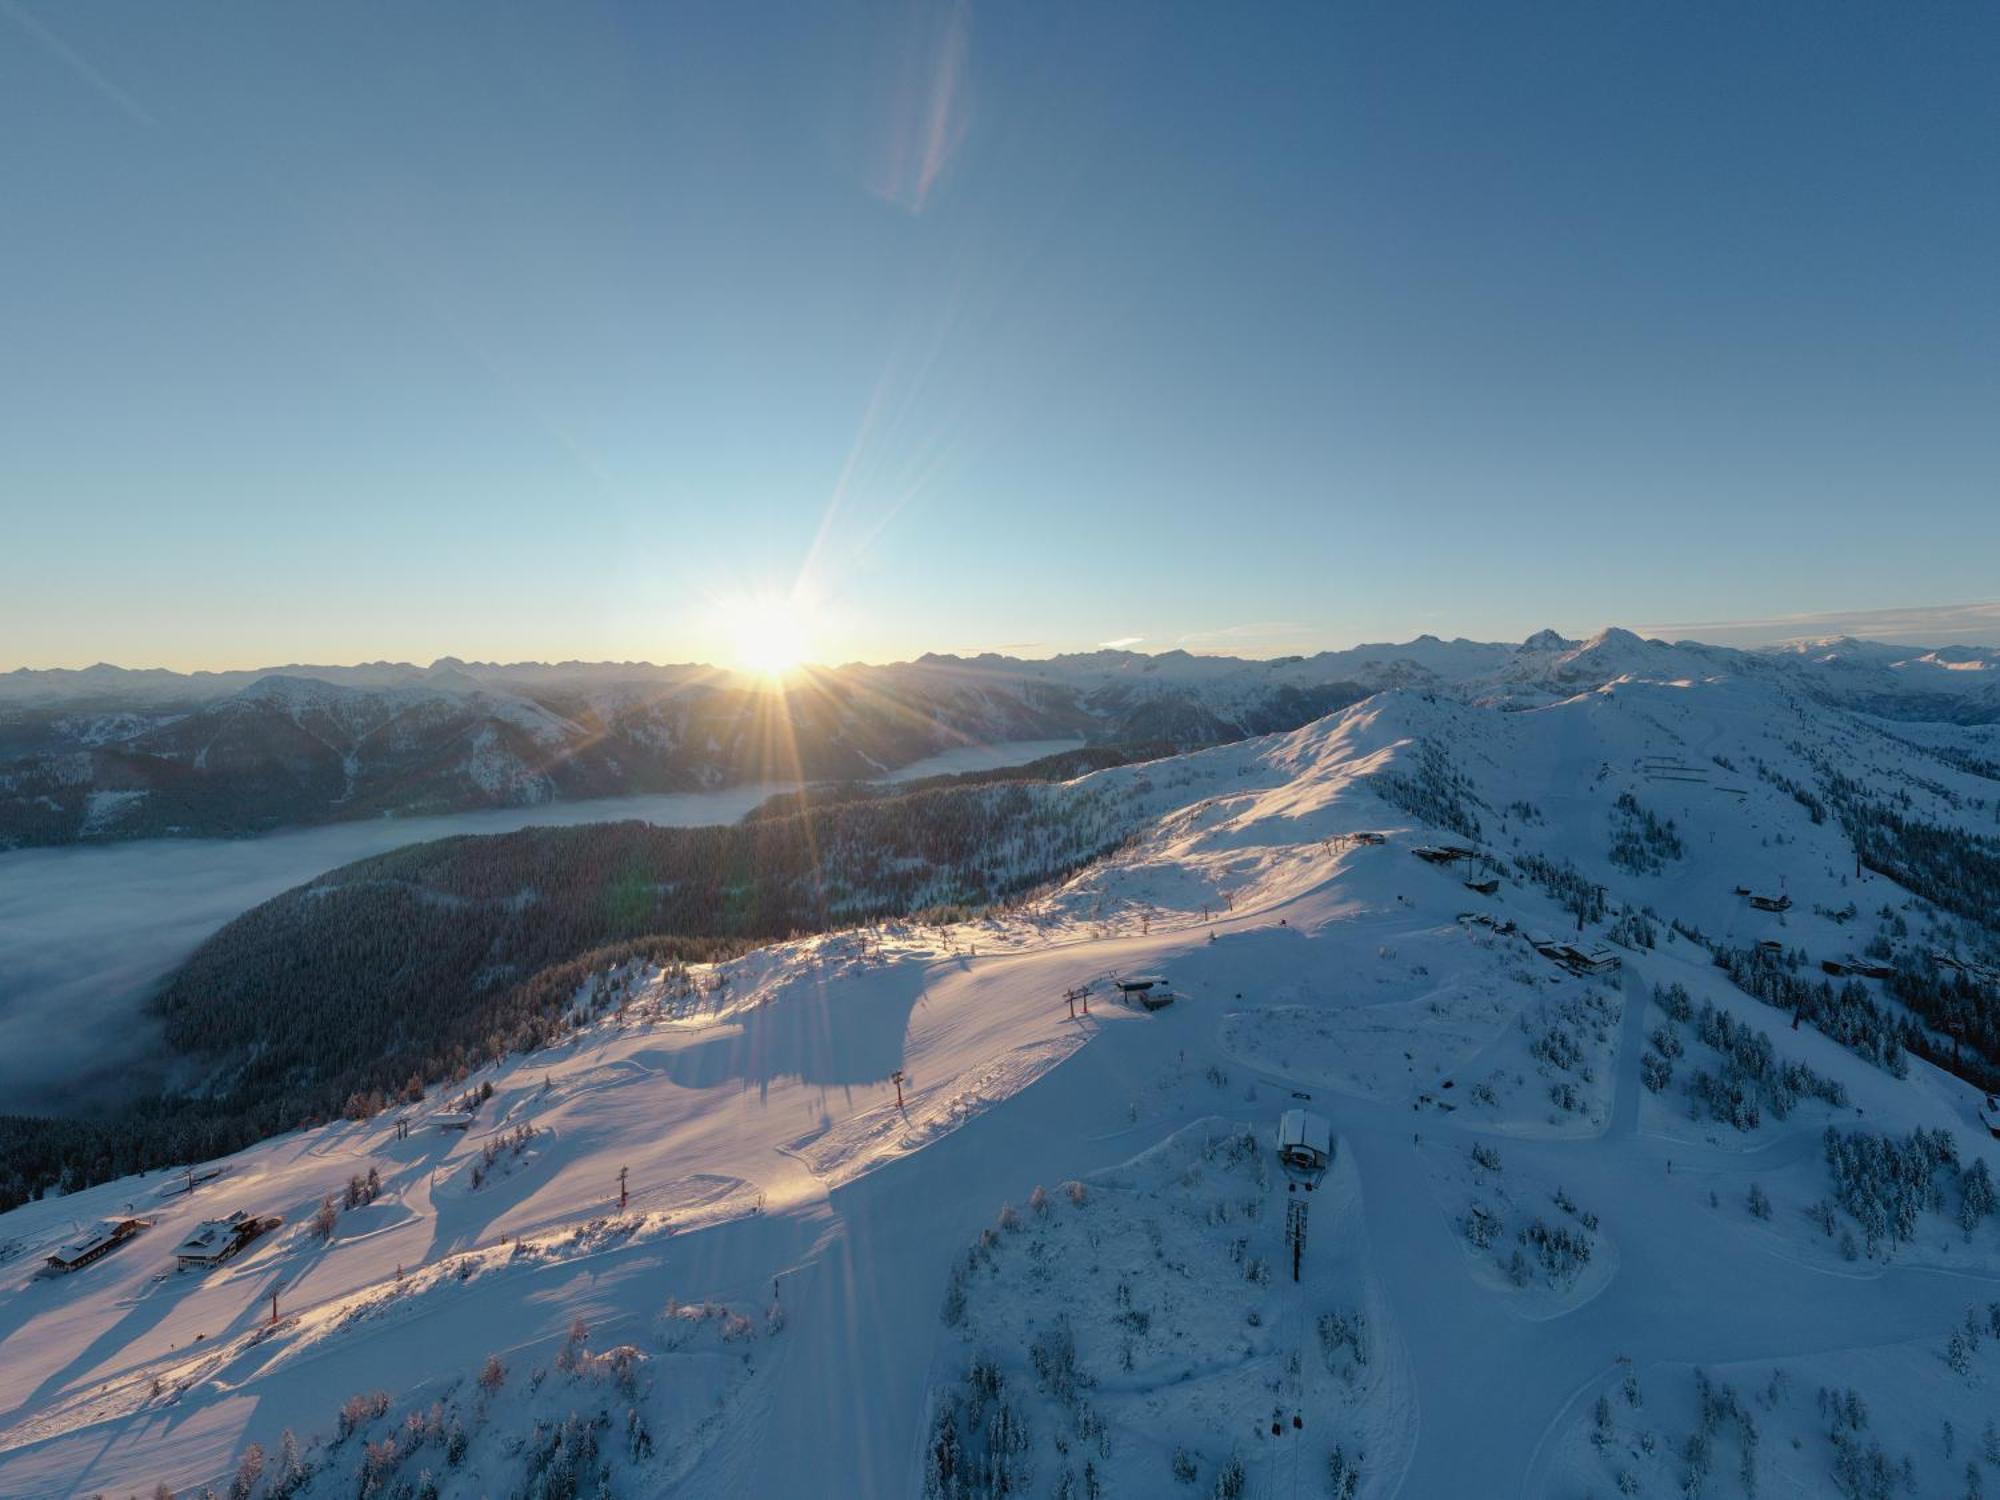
0,774,1139,1209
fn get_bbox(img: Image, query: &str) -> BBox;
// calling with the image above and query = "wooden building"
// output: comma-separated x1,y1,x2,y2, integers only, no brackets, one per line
174,1211,280,1271
1533,938,1622,977
44,1218,149,1274
1822,957,1896,980
1277,1109,1332,1173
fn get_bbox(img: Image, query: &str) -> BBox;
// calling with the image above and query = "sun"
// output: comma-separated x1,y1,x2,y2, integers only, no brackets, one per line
724,594,816,680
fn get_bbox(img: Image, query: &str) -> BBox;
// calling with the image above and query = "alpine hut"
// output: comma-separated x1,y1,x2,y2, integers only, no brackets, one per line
1276,1109,1332,1173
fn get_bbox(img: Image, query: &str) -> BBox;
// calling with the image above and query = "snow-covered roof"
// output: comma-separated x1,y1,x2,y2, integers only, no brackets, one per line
53,1227,116,1260
174,1212,250,1258
1277,1109,1331,1159
48,1218,144,1264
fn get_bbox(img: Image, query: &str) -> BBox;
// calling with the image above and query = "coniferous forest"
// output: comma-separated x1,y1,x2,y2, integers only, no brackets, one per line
0,769,1143,1210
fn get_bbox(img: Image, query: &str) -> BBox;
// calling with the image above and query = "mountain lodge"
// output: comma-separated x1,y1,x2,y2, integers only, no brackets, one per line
45,1218,150,1274
1277,1109,1332,1173
175,1211,281,1271
1412,845,1479,865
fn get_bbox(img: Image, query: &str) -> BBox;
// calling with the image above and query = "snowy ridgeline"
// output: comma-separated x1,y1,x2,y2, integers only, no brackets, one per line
5,663,2000,1499
10,624,2000,848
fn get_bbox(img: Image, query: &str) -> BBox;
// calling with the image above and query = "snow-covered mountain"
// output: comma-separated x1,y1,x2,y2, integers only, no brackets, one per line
6,630,2000,848
3,666,1998,1497
0,653,1370,847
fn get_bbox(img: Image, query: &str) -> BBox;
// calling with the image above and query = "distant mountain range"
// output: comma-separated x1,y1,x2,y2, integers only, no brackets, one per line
3,630,1997,847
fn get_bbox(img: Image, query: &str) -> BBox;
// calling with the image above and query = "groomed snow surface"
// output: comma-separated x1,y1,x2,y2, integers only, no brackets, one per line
2,680,1998,1497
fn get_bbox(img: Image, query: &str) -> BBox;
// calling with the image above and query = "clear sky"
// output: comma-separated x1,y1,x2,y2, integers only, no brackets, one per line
4,1,1997,671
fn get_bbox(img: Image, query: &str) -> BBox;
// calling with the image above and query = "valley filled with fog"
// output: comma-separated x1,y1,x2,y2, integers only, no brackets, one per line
0,740,1081,1113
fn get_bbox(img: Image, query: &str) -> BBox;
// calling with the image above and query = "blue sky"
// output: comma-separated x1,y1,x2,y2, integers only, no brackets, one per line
3,1,1997,670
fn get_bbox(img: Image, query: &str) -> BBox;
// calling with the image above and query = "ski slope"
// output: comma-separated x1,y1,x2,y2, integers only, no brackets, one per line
3,672,1998,1498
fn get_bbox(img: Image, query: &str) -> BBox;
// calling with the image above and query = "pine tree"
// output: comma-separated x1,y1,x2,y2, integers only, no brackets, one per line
274,1429,301,1495
227,1443,263,1500
1947,1327,1973,1376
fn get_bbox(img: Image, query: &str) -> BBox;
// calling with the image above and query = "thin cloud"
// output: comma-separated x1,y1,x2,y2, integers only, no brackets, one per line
1642,600,2000,649
2,0,158,128
1098,635,1143,650
1174,621,1311,650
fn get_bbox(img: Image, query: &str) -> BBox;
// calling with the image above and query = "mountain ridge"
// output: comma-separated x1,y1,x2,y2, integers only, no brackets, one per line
4,629,1999,847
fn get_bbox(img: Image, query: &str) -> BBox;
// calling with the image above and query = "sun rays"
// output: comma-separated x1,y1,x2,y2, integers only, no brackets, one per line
720,593,817,681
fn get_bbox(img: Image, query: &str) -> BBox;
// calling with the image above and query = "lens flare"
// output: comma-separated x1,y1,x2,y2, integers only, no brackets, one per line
724,595,815,680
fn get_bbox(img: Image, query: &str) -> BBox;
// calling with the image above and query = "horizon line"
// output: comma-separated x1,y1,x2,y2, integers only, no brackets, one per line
8,608,2000,678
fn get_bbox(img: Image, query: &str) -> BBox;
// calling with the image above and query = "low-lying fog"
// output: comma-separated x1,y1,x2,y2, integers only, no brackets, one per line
0,740,1084,1117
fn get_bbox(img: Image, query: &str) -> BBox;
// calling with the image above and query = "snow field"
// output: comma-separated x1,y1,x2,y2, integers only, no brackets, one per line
2,674,1998,1496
